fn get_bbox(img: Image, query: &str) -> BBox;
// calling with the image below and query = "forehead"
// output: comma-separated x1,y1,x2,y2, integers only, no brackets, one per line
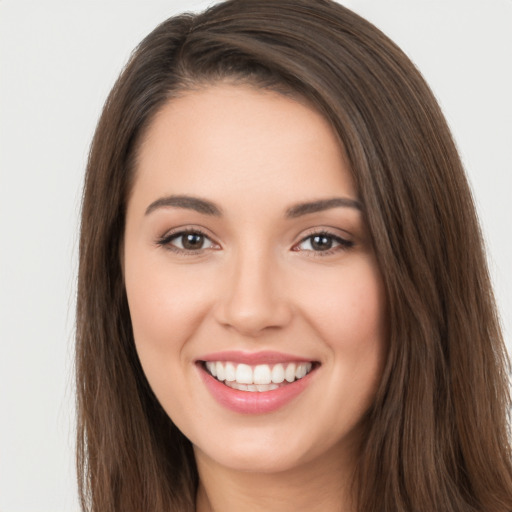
132,84,356,208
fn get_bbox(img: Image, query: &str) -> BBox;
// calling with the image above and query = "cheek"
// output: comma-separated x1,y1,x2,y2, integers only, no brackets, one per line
124,252,210,350
298,258,387,400
302,259,386,347
123,253,216,409
123,254,212,418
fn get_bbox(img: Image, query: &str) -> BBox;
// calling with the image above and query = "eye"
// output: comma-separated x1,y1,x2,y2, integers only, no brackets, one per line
295,231,353,254
157,229,218,253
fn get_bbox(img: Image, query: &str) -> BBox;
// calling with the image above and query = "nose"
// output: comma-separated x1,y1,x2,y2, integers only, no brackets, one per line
214,247,293,337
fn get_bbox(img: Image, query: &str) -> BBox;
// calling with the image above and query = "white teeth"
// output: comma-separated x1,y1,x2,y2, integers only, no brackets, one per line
205,361,313,388
253,364,272,384
235,363,253,384
206,361,217,377
216,361,226,381
296,363,308,379
225,362,236,381
228,382,248,391
225,381,280,392
285,363,296,382
256,383,279,392
271,364,285,383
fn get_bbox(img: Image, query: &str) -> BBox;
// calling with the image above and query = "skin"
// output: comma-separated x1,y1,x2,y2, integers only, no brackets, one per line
123,83,387,512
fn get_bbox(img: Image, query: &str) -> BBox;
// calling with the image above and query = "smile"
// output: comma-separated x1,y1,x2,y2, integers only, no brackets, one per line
204,361,314,391
197,352,319,414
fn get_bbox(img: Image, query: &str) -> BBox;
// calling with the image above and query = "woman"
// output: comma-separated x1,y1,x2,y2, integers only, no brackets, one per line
76,0,512,510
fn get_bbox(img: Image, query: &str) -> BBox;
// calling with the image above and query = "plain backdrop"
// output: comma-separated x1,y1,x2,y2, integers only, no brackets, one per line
1,1,511,511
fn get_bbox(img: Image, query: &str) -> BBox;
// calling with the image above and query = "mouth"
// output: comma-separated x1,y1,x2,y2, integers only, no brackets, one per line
202,360,316,392
196,351,320,413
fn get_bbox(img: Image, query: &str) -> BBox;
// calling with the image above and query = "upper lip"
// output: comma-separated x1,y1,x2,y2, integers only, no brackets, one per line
196,350,317,365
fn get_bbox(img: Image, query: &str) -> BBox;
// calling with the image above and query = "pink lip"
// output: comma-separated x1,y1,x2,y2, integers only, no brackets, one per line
197,350,315,365
196,359,318,415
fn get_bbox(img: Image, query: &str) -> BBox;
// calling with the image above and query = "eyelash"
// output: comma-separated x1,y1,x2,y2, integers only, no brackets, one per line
156,229,354,256
156,229,218,255
295,230,354,256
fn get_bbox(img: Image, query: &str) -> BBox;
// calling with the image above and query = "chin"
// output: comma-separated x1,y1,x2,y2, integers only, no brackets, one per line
191,422,349,476
195,443,307,474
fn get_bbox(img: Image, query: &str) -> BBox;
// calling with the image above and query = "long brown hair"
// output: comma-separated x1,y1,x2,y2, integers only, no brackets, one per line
76,1,512,510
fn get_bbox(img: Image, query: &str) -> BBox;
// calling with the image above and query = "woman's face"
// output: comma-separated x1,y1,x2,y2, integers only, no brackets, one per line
123,84,387,474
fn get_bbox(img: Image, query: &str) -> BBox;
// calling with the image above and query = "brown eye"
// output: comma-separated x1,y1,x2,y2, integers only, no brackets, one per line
158,230,217,252
310,235,334,251
296,232,354,253
181,233,205,250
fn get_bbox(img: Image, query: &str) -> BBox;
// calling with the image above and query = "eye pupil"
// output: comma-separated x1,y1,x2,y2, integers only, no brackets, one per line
311,235,333,250
182,233,204,250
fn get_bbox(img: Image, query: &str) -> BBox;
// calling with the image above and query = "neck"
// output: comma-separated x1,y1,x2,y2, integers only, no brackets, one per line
194,444,358,512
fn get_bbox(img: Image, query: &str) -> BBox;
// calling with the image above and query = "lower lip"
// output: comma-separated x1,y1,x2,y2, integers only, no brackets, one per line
197,363,316,414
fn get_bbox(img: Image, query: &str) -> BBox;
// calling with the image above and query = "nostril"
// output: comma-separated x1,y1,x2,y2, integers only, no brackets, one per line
215,302,293,336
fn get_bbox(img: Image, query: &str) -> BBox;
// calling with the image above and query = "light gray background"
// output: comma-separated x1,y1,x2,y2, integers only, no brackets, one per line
1,1,511,511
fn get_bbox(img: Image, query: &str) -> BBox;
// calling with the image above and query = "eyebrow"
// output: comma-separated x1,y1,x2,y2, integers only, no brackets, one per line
285,197,362,218
144,194,362,218
145,195,222,216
